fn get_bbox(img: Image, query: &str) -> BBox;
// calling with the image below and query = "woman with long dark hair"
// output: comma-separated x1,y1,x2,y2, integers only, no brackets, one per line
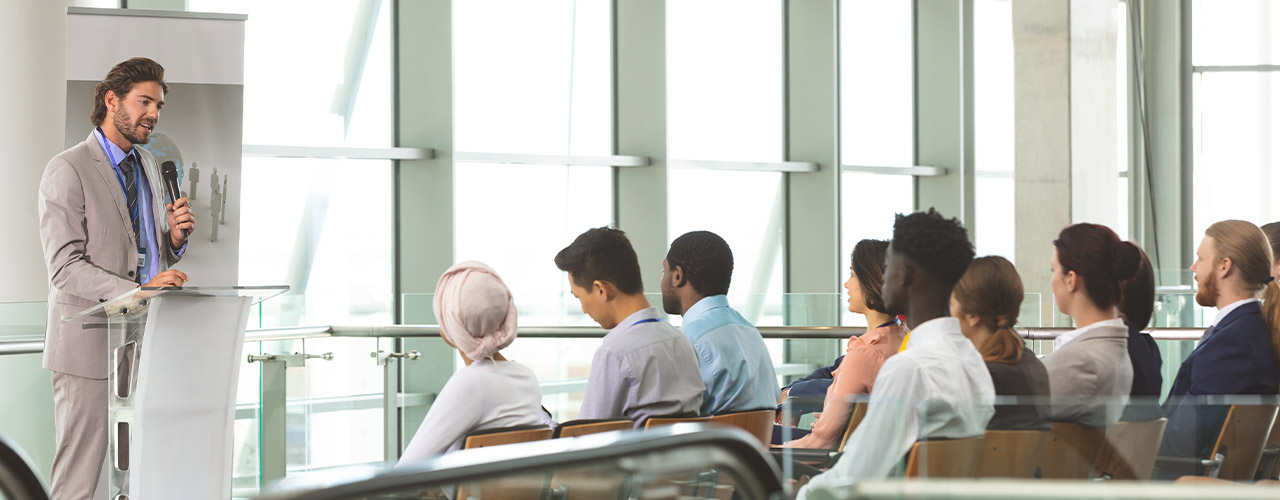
1045,223,1139,427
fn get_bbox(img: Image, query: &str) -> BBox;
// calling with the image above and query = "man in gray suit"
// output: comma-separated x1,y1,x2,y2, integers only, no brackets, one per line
38,57,195,499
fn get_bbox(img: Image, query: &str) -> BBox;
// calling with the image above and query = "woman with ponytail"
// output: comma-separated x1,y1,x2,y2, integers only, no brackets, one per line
951,256,1051,430
1118,247,1163,422
1262,222,1280,368
1044,223,1138,427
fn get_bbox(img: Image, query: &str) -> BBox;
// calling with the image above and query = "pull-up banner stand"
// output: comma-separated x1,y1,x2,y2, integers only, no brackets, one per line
65,7,246,287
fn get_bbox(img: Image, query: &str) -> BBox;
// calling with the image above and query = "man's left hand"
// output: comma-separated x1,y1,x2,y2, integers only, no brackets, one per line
167,197,195,248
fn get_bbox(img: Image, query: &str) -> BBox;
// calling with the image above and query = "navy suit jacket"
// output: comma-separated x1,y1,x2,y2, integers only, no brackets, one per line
783,355,842,398
1158,301,1279,476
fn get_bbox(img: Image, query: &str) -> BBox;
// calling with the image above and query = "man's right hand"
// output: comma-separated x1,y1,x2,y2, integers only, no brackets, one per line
142,269,188,288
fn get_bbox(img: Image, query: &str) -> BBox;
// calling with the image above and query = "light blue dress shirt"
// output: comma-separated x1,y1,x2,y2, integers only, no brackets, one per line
680,295,780,415
94,128,160,284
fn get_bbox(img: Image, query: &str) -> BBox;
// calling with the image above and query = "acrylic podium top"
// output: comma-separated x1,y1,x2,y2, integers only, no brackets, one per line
62,285,289,323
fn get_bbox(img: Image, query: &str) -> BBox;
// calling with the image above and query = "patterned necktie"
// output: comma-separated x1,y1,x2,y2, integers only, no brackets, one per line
118,154,140,236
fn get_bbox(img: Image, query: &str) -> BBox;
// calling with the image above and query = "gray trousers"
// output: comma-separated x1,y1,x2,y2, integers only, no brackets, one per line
50,371,107,500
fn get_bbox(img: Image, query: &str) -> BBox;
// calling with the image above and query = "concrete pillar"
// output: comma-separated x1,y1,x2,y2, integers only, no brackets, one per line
395,0,456,453
613,0,667,290
0,0,85,481
916,0,975,233
1013,0,1118,326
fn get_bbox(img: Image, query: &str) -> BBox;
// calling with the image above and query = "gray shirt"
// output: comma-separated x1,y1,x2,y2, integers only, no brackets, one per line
578,307,705,426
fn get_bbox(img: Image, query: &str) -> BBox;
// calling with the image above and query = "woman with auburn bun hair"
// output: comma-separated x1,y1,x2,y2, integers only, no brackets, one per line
951,256,1051,430
1045,223,1138,427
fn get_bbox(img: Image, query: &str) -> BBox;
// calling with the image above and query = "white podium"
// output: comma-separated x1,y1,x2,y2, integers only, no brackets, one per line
67,286,288,500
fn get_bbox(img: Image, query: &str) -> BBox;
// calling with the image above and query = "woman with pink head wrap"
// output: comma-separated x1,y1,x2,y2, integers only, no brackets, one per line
398,262,552,464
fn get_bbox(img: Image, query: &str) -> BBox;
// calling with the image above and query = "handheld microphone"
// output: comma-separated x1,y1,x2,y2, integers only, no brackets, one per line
160,161,188,238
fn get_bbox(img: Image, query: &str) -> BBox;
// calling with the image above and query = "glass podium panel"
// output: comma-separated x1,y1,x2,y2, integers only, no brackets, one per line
259,425,785,500
63,285,288,500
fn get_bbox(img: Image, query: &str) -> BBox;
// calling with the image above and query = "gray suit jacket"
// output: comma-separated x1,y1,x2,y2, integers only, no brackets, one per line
1042,322,1134,427
38,131,181,379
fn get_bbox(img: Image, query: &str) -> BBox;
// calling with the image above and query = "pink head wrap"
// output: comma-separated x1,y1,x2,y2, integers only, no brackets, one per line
433,261,518,361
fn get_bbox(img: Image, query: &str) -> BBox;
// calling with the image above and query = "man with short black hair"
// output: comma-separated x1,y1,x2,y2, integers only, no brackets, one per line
556,227,704,426
662,231,778,415
797,209,993,498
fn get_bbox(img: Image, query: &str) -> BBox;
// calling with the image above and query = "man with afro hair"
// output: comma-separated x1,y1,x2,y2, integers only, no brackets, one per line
797,209,995,498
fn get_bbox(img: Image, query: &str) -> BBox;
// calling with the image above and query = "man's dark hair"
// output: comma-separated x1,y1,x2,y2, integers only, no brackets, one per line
891,208,975,288
666,231,734,297
92,57,169,127
555,227,645,294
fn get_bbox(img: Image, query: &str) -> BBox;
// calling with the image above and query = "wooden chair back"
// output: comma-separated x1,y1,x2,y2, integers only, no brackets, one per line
462,425,553,449
643,415,712,430
1094,418,1167,480
1208,403,1279,480
973,430,1050,478
1258,415,1280,480
458,425,553,499
553,419,634,439
903,437,985,478
711,409,774,446
837,402,870,452
1038,422,1107,479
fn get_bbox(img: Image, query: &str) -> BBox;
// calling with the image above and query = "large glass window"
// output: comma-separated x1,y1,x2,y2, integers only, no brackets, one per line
1192,0,1280,238
839,0,916,326
974,0,1016,262
452,0,614,422
667,0,785,326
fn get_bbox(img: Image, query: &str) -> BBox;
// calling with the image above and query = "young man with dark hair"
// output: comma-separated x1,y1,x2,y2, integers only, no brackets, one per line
796,209,994,499
662,231,778,415
556,227,704,426
38,57,195,498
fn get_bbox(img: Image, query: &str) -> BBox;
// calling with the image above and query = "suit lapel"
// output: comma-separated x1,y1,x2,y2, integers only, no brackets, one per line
137,152,169,252
87,131,136,242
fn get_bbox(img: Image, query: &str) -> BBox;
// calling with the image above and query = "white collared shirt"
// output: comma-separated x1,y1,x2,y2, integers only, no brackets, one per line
797,317,995,499
1211,298,1260,328
1054,317,1127,350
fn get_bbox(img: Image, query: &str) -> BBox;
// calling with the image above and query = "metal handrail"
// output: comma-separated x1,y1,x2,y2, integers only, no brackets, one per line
0,325,1210,356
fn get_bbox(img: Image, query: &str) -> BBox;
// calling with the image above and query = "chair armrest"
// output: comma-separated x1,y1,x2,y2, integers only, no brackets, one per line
1154,455,1222,478
771,447,842,478
780,396,825,416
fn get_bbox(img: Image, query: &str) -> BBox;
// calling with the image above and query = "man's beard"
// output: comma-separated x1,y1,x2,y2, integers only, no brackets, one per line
113,107,152,145
1195,271,1219,308
661,288,681,316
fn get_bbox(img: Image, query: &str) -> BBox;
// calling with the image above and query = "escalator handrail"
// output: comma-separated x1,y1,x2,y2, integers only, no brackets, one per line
259,424,783,500
0,435,49,500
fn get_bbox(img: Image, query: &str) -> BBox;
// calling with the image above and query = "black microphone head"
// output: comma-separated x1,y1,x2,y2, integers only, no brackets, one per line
160,161,182,202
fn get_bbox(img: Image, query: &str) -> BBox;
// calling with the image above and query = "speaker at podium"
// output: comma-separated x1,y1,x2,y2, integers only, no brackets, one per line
66,285,288,500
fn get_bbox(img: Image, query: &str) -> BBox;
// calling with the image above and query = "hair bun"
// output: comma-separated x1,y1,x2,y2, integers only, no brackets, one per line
1112,241,1141,281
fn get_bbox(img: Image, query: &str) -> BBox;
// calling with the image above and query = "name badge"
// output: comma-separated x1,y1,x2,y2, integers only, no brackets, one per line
136,250,147,283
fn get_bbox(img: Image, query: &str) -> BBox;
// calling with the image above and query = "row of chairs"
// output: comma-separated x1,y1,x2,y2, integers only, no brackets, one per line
461,409,776,450
783,402,1280,482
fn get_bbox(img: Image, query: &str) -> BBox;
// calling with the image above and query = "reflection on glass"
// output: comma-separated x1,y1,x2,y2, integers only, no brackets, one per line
454,0,611,155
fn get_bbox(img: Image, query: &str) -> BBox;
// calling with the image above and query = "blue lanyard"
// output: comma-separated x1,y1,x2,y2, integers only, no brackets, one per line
95,128,139,225
623,318,661,332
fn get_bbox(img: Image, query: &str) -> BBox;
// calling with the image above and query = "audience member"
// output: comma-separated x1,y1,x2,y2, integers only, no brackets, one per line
1043,223,1137,427
797,209,993,499
951,256,1051,431
398,262,550,463
1262,222,1280,367
1119,247,1164,422
1158,220,1279,477
556,227,704,426
780,239,906,449
662,231,779,415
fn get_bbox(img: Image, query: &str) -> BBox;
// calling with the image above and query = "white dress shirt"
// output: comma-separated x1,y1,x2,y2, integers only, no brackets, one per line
797,317,995,499
1054,317,1127,349
398,358,551,464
